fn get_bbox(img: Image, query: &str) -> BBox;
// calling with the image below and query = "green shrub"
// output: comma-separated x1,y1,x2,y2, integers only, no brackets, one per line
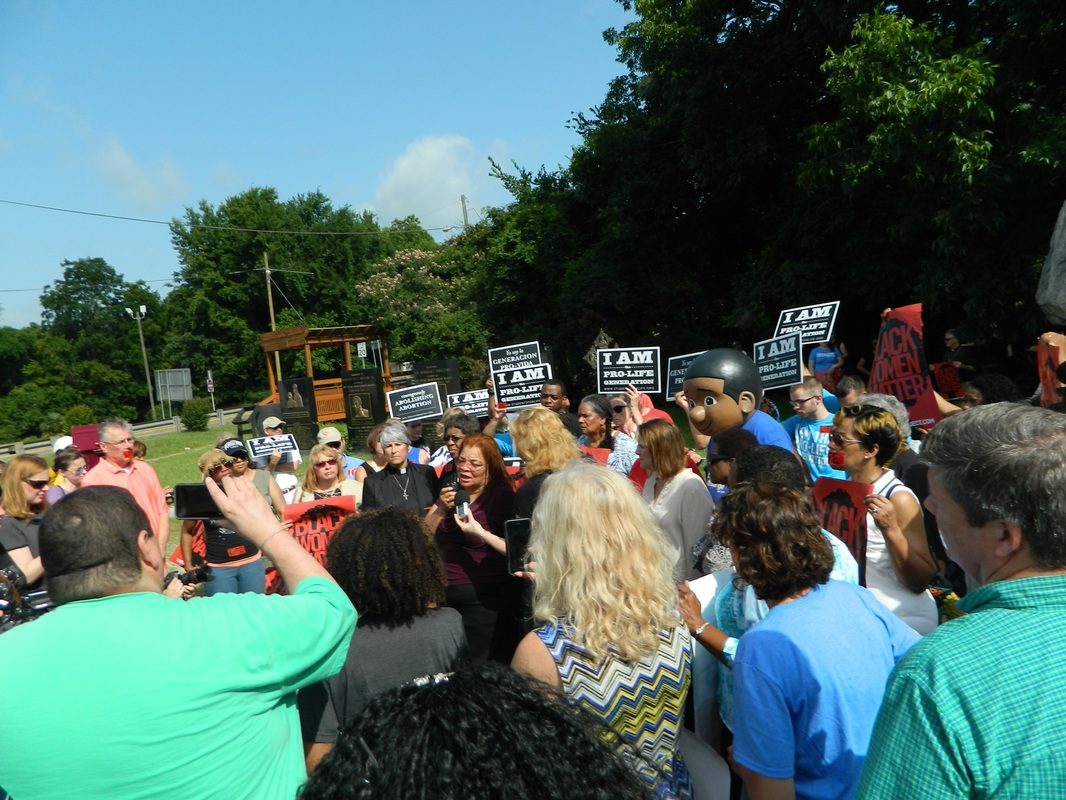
63,404,97,429
180,397,212,432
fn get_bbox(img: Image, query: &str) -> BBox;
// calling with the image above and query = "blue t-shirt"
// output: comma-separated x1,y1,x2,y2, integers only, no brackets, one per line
809,347,841,373
732,580,919,799
782,413,847,481
707,409,793,466
822,388,840,415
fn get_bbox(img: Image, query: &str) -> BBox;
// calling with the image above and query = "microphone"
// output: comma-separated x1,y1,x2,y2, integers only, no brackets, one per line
454,489,470,519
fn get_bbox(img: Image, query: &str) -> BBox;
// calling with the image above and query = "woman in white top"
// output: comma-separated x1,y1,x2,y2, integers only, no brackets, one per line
636,419,714,582
827,404,938,634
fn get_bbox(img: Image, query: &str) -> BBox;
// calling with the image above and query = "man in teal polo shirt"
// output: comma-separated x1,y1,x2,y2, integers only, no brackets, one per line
0,477,356,800
857,403,1066,797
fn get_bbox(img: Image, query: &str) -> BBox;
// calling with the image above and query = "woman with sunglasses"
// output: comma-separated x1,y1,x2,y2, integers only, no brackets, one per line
0,454,51,588
292,445,362,506
828,406,938,634
216,438,286,518
180,449,265,595
45,448,88,505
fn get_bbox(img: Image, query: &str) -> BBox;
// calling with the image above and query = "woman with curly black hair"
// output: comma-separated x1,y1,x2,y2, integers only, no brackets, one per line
298,507,465,773
299,663,648,800
713,482,919,800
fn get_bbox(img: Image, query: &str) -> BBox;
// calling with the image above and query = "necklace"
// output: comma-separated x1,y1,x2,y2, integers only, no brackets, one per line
392,471,412,500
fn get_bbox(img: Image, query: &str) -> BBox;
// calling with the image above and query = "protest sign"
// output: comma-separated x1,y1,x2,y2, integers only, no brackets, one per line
447,389,491,417
774,301,840,344
386,382,444,423
868,304,940,427
929,361,963,399
488,341,547,409
245,433,299,461
752,333,803,390
596,347,661,394
666,351,705,398
265,495,357,594
1038,338,1064,408
812,477,871,585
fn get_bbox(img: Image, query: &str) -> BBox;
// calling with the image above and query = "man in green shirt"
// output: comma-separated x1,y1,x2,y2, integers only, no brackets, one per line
857,403,1066,798
0,477,356,800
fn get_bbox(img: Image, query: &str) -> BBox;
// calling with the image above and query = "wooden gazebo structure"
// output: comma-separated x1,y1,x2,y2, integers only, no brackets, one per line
259,325,391,421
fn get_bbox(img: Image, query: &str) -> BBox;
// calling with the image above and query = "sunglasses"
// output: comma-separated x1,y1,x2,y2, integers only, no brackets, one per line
829,432,863,447
443,435,464,443
210,460,235,471
314,458,338,468
611,405,627,414
24,478,50,490
71,466,88,476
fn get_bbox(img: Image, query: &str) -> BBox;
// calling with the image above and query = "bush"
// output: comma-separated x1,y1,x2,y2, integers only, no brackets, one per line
63,404,97,429
180,397,212,432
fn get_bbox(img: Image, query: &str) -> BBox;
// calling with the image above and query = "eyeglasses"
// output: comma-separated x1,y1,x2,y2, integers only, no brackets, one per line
790,396,817,407
611,405,627,414
314,458,338,468
72,466,88,476
443,435,464,443
24,478,50,490
210,460,235,471
829,431,863,447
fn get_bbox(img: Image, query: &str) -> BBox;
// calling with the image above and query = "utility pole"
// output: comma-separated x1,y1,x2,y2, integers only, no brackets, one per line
264,251,283,381
460,194,470,230
125,304,156,419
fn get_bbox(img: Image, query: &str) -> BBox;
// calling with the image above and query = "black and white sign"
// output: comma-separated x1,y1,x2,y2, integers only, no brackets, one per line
753,333,803,390
494,363,553,409
666,351,705,398
597,347,661,394
387,382,445,423
246,433,300,460
773,301,840,344
447,389,491,418
488,341,542,373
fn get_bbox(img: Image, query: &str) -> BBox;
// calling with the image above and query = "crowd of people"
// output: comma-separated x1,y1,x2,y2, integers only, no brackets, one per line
1,338,1065,799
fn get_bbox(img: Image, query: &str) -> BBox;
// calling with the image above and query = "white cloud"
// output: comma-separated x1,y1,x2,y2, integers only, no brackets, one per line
95,140,188,210
373,135,480,231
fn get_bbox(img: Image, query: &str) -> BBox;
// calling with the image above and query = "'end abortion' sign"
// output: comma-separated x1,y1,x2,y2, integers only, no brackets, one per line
387,382,444,423
597,347,661,394
774,301,840,345
753,333,803,390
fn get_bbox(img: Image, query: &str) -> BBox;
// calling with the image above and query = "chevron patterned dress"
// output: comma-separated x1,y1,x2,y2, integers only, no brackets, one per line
536,618,693,799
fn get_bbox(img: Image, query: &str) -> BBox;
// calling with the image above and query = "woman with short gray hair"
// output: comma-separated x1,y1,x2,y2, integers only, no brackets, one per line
360,423,440,516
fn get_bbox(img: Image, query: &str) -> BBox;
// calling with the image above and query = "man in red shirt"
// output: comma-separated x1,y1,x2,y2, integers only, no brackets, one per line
81,417,170,559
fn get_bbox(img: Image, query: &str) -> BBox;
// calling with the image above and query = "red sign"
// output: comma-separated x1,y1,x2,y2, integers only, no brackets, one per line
869,304,940,427
929,361,963,399
265,495,357,594
1038,340,1063,408
812,477,872,586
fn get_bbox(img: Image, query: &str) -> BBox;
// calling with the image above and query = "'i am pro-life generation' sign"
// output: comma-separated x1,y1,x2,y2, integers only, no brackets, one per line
596,347,661,394
447,389,491,418
488,341,550,409
753,333,803,390
773,301,840,345
665,351,705,398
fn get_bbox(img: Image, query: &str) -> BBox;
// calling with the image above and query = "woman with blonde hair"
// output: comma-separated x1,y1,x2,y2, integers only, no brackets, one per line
637,419,714,581
292,444,362,506
509,406,582,517
0,454,50,588
512,460,693,798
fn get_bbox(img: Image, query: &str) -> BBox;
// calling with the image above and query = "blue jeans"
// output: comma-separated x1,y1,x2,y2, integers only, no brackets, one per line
205,558,266,595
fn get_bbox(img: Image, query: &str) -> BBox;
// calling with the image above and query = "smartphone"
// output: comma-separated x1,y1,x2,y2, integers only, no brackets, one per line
173,484,223,520
504,517,532,575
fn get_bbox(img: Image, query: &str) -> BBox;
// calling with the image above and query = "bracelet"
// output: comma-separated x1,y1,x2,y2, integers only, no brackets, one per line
260,527,287,549
693,621,710,637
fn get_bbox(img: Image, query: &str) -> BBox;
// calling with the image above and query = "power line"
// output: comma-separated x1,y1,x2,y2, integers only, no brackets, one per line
0,277,173,294
0,198,465,236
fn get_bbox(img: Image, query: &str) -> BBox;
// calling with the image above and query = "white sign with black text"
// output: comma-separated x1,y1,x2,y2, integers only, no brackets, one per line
245,434,300,460
387,382,445,423
753,333,803,390
773,301,841,345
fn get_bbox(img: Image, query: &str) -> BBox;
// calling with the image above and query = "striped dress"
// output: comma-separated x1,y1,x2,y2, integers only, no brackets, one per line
536,618,693,799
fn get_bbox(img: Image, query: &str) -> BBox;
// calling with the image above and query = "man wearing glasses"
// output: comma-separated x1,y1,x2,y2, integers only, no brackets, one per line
783,377,846,480
317,426,364,481
81,417,170,559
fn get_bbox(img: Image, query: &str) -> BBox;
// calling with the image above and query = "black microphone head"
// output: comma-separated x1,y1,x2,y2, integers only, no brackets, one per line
454,489,470,506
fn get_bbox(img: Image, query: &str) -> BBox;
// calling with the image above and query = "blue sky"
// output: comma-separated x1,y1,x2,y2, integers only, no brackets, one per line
0,1,634,327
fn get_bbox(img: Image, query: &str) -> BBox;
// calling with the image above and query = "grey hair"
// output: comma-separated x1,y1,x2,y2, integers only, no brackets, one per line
857,393,911,437
922,402,1066,569
98,416,132,442
379,422,411,446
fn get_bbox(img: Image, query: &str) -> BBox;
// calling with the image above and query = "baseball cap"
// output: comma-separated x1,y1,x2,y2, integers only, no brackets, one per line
263,416,285,429
219,438,249,459
53,435,74,453
317,426,343,445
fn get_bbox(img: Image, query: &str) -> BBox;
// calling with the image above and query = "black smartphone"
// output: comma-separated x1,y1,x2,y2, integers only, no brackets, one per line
504,517,532,575
173,484,223,520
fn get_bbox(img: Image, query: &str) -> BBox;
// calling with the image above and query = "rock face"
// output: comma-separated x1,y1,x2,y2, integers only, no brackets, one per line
1037,198,1066,324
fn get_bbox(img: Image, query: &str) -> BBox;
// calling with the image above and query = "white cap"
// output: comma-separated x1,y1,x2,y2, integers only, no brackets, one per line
53,435,74,453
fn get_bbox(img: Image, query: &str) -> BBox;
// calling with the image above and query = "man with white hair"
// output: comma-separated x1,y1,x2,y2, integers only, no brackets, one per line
857,403,1066,797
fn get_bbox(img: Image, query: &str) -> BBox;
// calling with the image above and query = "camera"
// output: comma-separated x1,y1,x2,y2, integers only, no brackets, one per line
163,563,214,590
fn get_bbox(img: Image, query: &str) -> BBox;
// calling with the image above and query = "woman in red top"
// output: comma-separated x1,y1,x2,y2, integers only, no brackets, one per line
426,433,517,663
